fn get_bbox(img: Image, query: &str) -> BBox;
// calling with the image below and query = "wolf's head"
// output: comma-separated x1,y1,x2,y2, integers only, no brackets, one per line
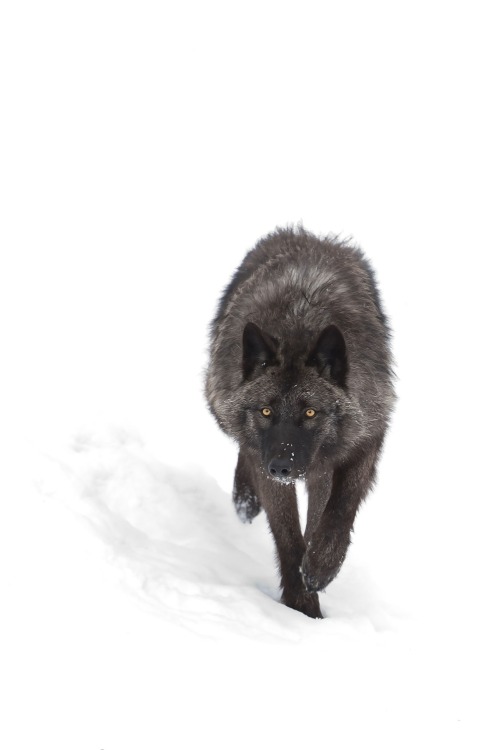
231,321,351,482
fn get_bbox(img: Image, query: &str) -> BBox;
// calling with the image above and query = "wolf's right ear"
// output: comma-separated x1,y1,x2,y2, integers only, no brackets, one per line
242,322,278,381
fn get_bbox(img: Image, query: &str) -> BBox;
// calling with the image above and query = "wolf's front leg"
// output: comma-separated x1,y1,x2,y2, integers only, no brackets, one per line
257,475,323,619
302,441,383,593
233,450,262,523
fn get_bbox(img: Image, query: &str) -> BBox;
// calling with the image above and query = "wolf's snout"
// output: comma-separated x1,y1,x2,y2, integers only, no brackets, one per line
268,457,293,479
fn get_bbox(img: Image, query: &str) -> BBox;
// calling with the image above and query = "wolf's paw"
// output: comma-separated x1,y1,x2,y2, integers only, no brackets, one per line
301,550,341,593
233,488,262,523
282,589,323,619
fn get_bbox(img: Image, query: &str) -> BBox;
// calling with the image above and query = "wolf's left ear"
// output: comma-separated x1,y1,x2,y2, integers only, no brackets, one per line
242,322,278,380
306,325,348,387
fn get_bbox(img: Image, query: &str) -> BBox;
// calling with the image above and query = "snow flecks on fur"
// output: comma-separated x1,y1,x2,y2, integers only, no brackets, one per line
233,484,261,523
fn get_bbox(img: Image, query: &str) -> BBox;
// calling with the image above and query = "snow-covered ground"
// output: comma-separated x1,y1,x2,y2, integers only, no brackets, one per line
2,2,486,748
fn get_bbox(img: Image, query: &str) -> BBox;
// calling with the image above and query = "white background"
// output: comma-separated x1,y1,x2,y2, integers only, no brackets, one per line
1,1,486,748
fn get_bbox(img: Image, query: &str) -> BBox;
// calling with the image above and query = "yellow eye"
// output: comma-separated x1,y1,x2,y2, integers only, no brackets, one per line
305,408,316,418
261,407,272,417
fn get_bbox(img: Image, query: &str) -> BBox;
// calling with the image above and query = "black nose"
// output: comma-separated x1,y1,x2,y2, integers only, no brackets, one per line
268,457,293,479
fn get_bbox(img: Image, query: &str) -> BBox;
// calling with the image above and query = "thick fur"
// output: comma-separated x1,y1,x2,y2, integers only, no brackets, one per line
205,227,395,618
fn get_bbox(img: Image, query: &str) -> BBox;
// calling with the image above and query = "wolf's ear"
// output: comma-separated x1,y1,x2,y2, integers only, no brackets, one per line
306,325,347,387
242,322,278,380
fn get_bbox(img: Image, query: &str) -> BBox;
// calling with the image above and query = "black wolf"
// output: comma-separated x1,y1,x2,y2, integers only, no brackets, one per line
205,227,395,618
